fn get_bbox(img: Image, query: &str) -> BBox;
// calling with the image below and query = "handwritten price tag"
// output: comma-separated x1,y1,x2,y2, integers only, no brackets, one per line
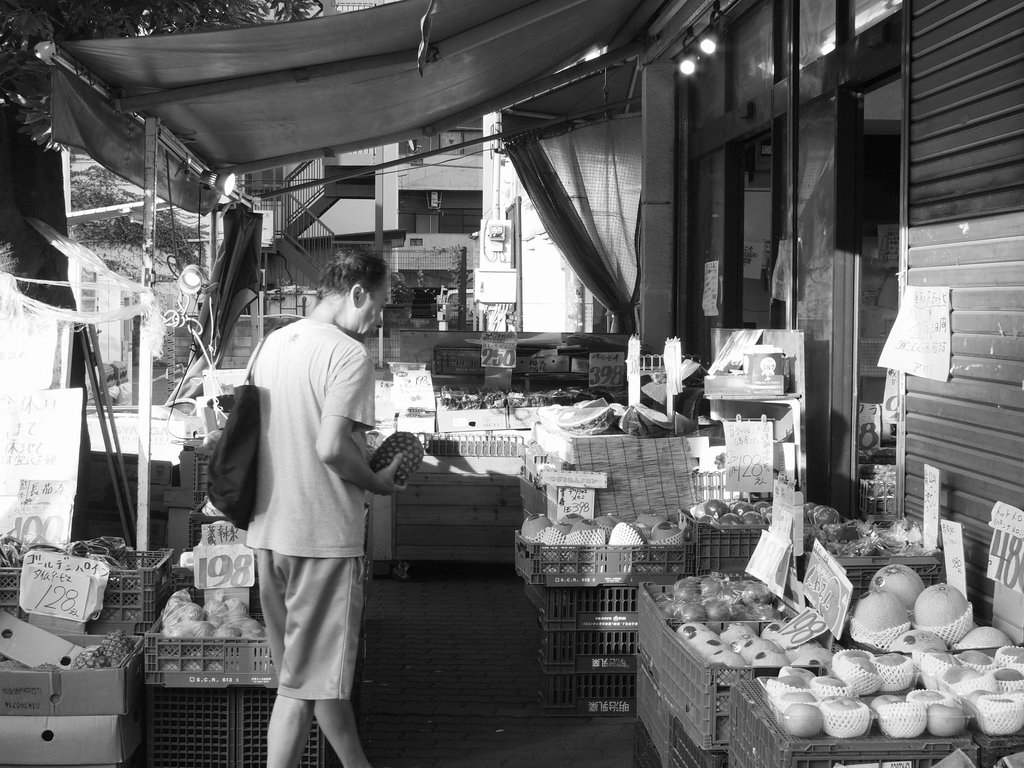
940,520,967,599
771,473,804,555
480,332,516,369
988,527,1024,595
802,540,854,638
588,353,626,389
773,607,829,650
989,501,1024,539
745,530,791,596
0,479,74,545
722,418,773,492
923,464,940,550
556,487,595,520
883,368,902,424
193,542,256,589
19,551,110,622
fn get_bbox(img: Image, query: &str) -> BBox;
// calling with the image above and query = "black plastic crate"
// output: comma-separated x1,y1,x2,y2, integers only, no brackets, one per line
971,727,1024,768
695,521,766,575
834,554,945,595
525,583,639,630
234,686,339,768
634,719,664,768
539,627,638,672
516,533,694,586
540,667,636,716
671,713,727,768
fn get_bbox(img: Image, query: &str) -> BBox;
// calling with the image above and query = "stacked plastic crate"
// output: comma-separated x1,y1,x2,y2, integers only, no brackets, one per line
144,514,341,768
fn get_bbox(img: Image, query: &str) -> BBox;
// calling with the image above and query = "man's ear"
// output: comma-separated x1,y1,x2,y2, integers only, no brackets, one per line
351,284,367,306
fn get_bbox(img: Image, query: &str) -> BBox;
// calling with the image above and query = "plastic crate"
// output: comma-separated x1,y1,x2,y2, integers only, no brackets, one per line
0,567,23,619
637,583,820,750
634,719,664,768
971,727,1024,768
147,686,338,768
671,716,728,768
90,549,175,634
515,533,695,586
834,554,945,595
144,618,276,687
638,662,674,768
540,667,636,716
524,583,639,629
695,520,766,575
169,566,264,621
539,627,638,672
728,680,977,768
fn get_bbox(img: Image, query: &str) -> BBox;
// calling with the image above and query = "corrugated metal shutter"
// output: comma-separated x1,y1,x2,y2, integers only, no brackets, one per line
905,0,1024,619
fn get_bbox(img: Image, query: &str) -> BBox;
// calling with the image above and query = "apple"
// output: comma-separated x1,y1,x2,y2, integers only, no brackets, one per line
748,603,779,621
780,701,824,737
700,577,725,598
907,689,952,706
774,674,811,689
753,650,791,667
706,648,746,667
703,598,733,622
753,500,773,513
845,656,880,674
729,604,752,621
870,694,904,713
998,647,1024,663
927,702,968,737
811,675,848,690
677,602,708,623
812,505,840,526
780,667,816,683
942,667,981,686
650,521,683,541
958,650,994,667
839,649,872,661
803,501,818,521
741,511,764,525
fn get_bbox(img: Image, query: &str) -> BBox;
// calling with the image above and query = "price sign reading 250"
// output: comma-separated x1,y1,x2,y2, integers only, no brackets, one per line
480,332,517,369
193,543,256,589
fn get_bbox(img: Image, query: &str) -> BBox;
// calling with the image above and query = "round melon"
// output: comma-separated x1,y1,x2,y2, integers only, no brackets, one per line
871,564,926,612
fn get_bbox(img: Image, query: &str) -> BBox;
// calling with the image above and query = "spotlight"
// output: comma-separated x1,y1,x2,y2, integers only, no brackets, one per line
679,55,697,76
177,264,209,296
199,170,236,197
699,1,722,55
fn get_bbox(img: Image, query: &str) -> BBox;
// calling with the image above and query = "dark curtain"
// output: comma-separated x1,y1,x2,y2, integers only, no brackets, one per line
505,116,641,333
168,206,260,403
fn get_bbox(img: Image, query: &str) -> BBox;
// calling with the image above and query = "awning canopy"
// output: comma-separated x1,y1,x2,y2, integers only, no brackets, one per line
53,0,660,190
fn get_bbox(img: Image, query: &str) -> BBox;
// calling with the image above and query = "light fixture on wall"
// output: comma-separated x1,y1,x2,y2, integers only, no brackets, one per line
199,169,236,197
698,1,722,55
678,27,698,75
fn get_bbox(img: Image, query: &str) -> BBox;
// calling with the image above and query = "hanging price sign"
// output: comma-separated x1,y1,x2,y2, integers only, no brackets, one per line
480,332,517,368
588,352,626,389
802,539,854,638
771,473,804,555
19,551,109,622
556,487,595,519
722,417,773,492
745,530,791,597
193,542,256,590
0,479,75,546
772,607,829,650
923,464,940,550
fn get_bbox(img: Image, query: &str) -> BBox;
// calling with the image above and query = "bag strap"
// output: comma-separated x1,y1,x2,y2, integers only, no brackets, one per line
243,333,270,386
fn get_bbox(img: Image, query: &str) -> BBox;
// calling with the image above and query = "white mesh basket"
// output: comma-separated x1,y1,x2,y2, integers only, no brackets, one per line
849,618,912,651
876,656,918,692
942,670,998,698
831,652,883,696
810,678,854,700
821,701,873,738
974,695,1024,736
996,676,1024,694
876,701,928,739
914,606,973,646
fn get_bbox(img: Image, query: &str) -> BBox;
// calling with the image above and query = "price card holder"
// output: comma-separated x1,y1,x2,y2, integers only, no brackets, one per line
746,530,791,597
940,520,967,599
556,486,595,520
802,539,854,639
588,352,626,389
773,607,829,650
722,416,774,492
19,551,110,624
193,542,257,590
480,331,516,369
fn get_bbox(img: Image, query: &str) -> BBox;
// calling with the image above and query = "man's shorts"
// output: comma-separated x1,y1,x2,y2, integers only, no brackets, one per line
255,550,364,700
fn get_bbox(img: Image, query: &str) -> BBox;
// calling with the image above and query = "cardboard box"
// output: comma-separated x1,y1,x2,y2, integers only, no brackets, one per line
1,712,141,765
530,354,570,373
507,406,542,430
435,406,507,432
396,414,438,433
569,356,589,374
0,615,144,716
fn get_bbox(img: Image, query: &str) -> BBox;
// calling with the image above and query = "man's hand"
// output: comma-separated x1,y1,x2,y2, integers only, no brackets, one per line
372,453,407,495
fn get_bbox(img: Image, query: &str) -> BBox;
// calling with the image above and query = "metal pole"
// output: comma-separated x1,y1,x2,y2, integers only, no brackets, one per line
788,0,800,330
136,116,158,551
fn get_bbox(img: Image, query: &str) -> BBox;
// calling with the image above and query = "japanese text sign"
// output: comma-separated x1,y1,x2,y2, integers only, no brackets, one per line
722,418,773,492
20,550,109,622
802,539,854,638
480,332,517,368
878,285,951,381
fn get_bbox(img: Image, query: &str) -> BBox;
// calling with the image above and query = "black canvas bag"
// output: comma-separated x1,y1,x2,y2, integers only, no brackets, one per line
205,338,267,529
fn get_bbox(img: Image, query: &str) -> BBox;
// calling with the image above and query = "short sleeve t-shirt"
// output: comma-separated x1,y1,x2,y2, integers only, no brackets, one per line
245,319,375,558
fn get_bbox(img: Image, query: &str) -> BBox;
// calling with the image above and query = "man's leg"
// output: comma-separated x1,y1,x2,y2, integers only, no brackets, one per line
314,698,373,768
267,694,315,768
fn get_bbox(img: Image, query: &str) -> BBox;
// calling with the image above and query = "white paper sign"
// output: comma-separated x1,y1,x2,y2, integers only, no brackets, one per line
702,261,719,317
389,366,435,414
0,316,59,392
923,464,940,551
722,419,773,492
193,542,256,589
940,520,967,599
745,530,791,596
539,470,608,489
988,501,1024,539
882,368,902,424
556,486,595,520
1,390,83,504
0,479,75,544
588,352,626,389
877,285,951,381
480,332,517,368
19,550,109,622
771,473,804,556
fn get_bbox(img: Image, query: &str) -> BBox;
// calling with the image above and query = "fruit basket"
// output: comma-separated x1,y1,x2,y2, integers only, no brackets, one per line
144,618,276,688
638,661,676,768
729,679,977,768
638,582,824,750
514,532,694,586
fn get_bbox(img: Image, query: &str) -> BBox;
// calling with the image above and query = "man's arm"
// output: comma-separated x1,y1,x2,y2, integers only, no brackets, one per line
317,415,404,495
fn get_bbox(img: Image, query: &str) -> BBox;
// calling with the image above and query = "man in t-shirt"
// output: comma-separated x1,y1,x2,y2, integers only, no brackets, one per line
248,248,404,768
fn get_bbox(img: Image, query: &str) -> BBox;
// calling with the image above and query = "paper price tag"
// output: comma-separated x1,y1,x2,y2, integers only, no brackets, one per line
480,332,516,369
745,530,791,596
19,551,110,622
193,542,256,589
773,607,829,650
940,520,967,599
556,487,595,520
722,418,773,492
923,464,940,550
989,501,1024,539
882,368,902,424
588,352,626,389
857,403,882,452
771,473,804,556
0,479,75,546
803,540,854,638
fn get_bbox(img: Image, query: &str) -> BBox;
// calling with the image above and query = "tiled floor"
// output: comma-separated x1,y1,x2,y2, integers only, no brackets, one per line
358,562,634,768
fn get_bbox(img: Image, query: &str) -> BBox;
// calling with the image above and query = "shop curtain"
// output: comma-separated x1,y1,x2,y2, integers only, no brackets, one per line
168,207,261,403
505,116,641,333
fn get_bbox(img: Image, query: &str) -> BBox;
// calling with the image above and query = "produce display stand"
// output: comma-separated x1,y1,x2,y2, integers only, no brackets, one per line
728,680,977,768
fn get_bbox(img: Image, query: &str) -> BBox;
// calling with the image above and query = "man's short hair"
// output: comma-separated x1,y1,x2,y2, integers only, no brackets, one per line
317,248,389,300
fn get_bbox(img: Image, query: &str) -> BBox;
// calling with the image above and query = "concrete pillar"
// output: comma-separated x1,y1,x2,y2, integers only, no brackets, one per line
640,61,677,346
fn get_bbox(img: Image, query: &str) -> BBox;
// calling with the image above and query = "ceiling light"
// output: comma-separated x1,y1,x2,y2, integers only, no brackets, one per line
199,170,236,197
699,32,718,55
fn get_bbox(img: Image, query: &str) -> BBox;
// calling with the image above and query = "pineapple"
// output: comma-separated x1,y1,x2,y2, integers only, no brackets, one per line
368,431,424,484
72,646,110,669
99,629,135,667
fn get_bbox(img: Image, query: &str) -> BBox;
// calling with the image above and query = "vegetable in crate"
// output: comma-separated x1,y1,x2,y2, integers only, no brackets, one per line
368,431,424,485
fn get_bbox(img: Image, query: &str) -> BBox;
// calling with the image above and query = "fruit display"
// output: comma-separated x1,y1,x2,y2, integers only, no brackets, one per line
158,588,266,639
685,497,772,527
520,512,692,547
848,581,975,651
810,516,938,559
368,430,425,484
